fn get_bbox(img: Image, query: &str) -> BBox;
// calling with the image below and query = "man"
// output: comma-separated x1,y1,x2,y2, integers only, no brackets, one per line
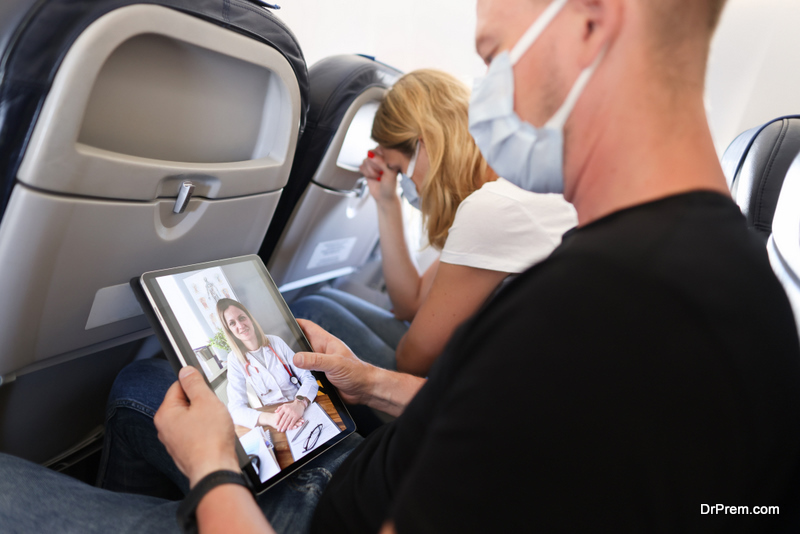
128,0,800,531
1,0,798,532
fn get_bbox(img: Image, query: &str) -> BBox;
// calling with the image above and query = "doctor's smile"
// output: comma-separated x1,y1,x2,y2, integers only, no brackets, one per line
226,309,259,349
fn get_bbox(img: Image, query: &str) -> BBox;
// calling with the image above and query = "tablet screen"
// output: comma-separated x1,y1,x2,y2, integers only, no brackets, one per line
137,255,355,493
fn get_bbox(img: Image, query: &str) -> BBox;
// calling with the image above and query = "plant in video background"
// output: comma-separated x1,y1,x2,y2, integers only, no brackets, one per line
208,329,231,353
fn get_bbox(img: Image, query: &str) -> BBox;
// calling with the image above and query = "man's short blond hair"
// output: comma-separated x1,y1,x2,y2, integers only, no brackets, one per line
637,0,728,87
644,0,728,50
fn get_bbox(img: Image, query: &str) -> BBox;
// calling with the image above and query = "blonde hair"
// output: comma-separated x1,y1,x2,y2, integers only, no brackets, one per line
216,298,270,368
372,69,497,250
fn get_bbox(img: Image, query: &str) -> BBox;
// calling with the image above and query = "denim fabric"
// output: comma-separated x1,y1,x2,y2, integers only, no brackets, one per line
0,453,181,534
290,287,408,370
256,432,361,533
97,358,187,498
0,359,362,533
0,434,361,534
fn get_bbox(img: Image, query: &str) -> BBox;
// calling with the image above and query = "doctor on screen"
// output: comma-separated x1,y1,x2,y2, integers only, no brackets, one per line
217,298,318,432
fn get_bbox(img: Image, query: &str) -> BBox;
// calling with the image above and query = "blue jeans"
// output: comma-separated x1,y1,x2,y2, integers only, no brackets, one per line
0,359,361,534
290,287,408,370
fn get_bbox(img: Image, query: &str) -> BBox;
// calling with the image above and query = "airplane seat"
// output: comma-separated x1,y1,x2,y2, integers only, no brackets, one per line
768,152,800,336
722,116,800,336
258,54,402,292
0,0,308,465
721,116,800,243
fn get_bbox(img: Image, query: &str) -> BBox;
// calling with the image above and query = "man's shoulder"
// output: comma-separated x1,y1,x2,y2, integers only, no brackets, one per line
545,192,768,283
471,191,795,352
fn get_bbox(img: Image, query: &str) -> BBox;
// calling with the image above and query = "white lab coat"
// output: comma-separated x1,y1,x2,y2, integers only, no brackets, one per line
226,335,318,429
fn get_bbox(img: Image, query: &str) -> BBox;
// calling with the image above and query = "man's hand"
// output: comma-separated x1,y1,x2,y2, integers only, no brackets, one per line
294,319,378,406
295,320,426,417
154,366,240,488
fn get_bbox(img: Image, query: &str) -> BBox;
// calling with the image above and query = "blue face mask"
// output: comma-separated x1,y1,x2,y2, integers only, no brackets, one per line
400,141,421,210
469,0,603,194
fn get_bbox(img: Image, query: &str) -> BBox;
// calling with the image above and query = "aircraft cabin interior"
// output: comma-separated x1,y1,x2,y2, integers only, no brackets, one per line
0,0,798,530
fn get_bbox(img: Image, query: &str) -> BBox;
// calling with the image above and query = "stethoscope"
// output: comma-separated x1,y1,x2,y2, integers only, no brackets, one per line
243,345,302,387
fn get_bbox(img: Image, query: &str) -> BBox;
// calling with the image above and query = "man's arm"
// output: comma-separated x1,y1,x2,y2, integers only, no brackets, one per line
294,319,425,417
196,484,274,534
154,321,423,534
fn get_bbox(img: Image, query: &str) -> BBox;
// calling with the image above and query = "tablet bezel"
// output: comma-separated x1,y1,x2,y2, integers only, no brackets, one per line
134,254,356,494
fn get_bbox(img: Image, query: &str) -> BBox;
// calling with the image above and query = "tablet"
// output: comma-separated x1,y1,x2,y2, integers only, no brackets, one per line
132,255,356,494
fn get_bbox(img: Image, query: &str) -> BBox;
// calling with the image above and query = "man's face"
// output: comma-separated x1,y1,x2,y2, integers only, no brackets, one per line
475,0,568,127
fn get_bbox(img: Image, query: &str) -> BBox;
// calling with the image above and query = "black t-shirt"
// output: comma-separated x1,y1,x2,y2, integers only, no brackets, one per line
312,192,800,533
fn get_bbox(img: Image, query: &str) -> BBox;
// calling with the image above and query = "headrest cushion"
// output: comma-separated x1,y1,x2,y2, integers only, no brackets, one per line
721,116,800,241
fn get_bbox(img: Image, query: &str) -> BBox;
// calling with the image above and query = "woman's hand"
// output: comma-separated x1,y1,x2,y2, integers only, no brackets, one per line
360,149,400,206
274,400,306,432
257,409,304,432
154,366,240,489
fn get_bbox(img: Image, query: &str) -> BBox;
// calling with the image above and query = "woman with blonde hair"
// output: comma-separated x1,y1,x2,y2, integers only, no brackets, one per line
218,298,318,432
291,69,576,376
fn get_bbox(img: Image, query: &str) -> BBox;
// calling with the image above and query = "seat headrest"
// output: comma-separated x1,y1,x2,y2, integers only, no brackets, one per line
768,151,800,337
721,116,800,242
0,0,309,218
258,54,403,262
305,54,402,131
0,0,30,56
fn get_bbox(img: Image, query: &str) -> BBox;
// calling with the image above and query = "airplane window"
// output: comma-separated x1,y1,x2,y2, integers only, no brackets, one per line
336,102,380,172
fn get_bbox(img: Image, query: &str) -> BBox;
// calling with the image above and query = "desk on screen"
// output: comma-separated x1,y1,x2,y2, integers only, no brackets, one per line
235,392,346,470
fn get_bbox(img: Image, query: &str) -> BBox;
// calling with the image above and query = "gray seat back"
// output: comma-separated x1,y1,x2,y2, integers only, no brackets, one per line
261,55,402,292
0,0,306,463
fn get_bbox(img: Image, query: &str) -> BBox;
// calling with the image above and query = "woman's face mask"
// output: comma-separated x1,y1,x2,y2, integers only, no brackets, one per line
468,0,604,194
400,141,421,210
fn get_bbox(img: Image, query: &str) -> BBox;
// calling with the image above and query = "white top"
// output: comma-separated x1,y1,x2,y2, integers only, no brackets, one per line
440,178,577,273
227,335,319,429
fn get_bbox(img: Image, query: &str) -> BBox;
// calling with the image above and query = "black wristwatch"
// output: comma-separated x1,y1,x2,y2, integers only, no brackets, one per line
176,469,255,534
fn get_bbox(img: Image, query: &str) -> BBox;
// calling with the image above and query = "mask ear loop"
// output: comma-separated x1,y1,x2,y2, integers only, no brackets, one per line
510,0,569,65
405,140,420,179
546,46,607,130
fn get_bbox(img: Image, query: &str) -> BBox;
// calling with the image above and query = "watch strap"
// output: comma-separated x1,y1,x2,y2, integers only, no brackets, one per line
176,469,254,534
